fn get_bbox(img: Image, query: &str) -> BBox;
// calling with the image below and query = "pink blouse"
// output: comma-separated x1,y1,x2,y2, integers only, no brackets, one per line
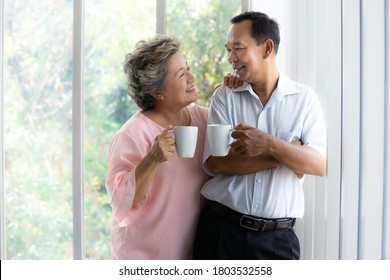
105,105,210,259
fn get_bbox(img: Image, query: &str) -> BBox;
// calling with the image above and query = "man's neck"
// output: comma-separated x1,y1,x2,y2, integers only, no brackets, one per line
251,69,279,106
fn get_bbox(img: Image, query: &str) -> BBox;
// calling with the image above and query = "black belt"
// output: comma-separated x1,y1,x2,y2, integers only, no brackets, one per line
207,200,296,232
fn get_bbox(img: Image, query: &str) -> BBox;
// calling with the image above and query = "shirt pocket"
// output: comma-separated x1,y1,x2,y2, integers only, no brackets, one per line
276,130,301,142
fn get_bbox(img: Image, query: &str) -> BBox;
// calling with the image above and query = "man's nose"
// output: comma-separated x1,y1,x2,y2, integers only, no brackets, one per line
227,50,237,63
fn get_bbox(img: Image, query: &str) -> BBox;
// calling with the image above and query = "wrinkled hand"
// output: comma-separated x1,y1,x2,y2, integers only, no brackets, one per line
149,126,176,162
230,123,270,157
223,72,243,89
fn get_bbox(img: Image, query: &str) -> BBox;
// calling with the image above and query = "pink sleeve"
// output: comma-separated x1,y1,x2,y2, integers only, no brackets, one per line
105,132,147,227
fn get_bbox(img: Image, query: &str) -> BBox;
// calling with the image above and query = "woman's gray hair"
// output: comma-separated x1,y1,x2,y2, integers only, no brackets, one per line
123,35,180,110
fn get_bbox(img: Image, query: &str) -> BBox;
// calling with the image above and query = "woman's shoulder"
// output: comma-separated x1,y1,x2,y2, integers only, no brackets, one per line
117,111,157,137
188,104,209,125
188,104,208,116
120,110,142,128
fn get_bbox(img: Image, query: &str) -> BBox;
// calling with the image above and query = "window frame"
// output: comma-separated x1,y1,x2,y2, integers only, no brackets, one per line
73,0,85,260
0,0,5,261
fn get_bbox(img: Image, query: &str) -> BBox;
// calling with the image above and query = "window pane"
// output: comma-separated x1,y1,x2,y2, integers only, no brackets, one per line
167,0,241,106
4,0,73,259
84,0,156,259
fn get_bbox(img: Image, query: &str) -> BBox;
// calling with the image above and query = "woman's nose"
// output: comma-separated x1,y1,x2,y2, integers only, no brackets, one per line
187,70,195,83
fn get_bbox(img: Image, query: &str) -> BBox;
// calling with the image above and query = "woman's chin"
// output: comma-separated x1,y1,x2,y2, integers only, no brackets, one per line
187,92,199,103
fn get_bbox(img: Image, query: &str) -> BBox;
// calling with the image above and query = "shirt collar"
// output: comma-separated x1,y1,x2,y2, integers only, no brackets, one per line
274,72,299,96
231,71,300,97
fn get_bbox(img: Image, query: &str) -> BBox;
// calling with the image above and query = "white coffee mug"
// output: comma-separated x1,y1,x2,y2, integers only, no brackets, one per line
173,126,198,158
207,124,232,156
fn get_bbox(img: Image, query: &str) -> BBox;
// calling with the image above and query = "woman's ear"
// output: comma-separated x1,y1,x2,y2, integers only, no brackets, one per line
150,90,164,100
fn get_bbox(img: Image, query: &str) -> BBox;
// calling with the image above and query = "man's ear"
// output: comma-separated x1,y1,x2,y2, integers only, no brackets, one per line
263,39,275,58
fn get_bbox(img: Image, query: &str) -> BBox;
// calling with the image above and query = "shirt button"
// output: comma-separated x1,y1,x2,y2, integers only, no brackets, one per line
254,204,259,208
256,179,261,183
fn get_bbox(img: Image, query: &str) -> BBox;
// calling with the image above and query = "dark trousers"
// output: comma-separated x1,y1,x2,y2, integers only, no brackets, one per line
193,203,300,260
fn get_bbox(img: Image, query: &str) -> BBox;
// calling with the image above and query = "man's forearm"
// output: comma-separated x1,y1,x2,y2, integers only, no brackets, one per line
206,150,279,175
269,138,326,176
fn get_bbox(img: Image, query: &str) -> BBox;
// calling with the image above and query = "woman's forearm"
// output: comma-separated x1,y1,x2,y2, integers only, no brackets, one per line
133,153,160,205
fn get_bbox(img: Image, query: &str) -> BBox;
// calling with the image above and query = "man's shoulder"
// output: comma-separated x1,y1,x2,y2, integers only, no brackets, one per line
213,83,251,97
280,80,318,103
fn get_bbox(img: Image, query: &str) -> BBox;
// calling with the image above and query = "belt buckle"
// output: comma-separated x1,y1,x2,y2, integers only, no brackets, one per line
239,215,266,231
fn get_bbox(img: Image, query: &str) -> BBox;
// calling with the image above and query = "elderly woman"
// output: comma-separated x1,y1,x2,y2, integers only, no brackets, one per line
105,35,210,259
